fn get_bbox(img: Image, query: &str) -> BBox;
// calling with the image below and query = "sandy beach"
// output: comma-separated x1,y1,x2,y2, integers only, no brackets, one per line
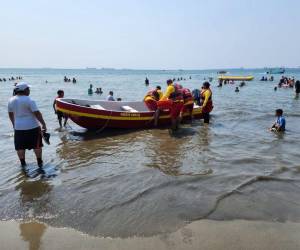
1,219,300,250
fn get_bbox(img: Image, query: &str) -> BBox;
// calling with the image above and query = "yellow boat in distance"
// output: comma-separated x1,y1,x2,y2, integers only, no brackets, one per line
218,75,254,81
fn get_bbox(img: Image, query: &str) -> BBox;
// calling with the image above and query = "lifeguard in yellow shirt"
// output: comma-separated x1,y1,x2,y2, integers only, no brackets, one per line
200,82,213,124
158,79,184,130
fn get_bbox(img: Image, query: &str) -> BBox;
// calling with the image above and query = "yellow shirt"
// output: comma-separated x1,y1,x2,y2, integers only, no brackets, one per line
202,89,212,108
144,95,156,102
157,90,163,100
161,85,175,100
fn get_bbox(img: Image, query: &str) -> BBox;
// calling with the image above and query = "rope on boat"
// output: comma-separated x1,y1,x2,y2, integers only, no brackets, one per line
64,109,191,133
65,121,73,130
95,110,113,134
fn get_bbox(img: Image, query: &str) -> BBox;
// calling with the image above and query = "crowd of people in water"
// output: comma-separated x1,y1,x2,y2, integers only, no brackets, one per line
0,76,22,82
216,74,300,96
277,76,295,88
260,76,274,81
217,79,246,93
273,76,300,93
88,84,102,95
64,76,77,83
145,76,192,86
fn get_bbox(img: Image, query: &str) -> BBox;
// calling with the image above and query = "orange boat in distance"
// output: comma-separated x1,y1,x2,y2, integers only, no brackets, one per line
56,98,203,130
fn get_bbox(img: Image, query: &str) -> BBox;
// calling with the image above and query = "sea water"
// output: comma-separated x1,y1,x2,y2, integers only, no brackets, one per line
0,68,300,237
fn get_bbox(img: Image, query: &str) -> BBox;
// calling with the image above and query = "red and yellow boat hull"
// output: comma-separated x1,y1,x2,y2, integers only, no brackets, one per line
56,99,203,130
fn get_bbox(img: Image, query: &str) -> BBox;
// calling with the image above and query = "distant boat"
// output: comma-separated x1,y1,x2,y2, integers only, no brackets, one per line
266,68,285,74
218,75,254,81
101,68,116,70
217,70,227,74
86,67,97,70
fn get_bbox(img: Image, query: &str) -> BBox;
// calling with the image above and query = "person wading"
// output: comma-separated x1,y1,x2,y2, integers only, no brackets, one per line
159,79,184,130
53,90,68,128
179,86,194,121
144,89,161,126
8,82,47,172
295,80,300,98
200,82,213,124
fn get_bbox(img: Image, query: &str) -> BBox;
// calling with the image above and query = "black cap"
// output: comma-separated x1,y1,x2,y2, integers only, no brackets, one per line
203,81,210,88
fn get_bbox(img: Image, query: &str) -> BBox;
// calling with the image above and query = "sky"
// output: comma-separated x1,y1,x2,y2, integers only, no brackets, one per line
1,0,300,69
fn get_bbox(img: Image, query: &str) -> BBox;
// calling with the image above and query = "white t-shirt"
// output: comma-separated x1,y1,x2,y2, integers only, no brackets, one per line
106,95,115,101
8,95,40,130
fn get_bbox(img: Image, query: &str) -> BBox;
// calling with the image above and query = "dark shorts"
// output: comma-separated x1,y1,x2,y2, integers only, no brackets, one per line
14,127,43,150
57,110,65,119
203,112,210,123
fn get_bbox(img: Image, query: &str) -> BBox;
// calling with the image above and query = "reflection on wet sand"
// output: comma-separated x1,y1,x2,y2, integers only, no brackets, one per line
147,129,188,176
56,129,141,168
16,180,52,203
196,125,211,148
14,180,54,222
0,219,298,250
20,222,46,250
145,125,212,176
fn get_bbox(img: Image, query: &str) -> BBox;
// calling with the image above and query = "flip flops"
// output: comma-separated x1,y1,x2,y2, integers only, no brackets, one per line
42,131,50,145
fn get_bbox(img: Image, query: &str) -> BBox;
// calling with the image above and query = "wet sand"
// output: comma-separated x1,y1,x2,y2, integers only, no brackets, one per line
1,219,300,250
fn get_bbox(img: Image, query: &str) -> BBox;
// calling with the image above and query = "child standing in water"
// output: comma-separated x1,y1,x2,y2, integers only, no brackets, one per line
270,109,286,132
53,90,68,128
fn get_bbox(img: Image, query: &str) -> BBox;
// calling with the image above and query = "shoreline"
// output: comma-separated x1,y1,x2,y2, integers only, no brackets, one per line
1,219,300,250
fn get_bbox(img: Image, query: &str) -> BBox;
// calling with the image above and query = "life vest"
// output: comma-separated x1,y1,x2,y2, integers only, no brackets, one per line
144,90,160,101
174,83,183,89
157,89,163,100
169,84,183,102
201,88,213,113
182,88,194,105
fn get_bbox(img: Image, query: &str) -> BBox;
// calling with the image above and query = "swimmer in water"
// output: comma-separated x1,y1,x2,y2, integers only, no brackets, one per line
88,84,93,95
239,81,245,87
270,109,286,132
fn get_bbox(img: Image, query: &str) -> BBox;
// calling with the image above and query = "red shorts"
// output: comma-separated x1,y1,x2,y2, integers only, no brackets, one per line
145,100,158,111
157,100,173,110
170,102,184,119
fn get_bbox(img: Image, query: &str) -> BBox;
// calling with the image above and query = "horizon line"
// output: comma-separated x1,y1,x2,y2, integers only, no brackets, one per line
0,66,299,71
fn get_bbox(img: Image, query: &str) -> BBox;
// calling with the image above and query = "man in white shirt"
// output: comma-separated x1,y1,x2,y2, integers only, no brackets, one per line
8,82,47,171
106,91,115,101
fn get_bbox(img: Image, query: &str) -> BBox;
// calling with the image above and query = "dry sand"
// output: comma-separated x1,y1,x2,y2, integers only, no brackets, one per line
1,219,300,250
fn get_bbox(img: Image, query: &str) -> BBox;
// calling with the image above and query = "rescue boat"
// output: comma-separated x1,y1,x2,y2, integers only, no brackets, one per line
56,98,203,130
218,75,254,81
